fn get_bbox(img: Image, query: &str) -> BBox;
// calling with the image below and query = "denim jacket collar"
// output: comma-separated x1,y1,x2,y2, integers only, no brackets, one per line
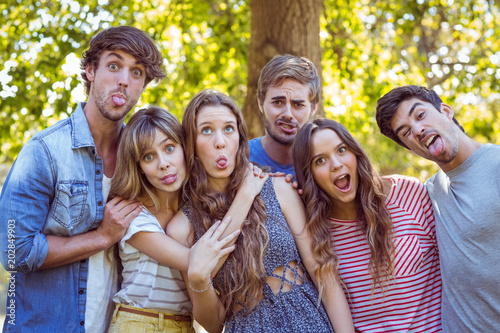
70,102,96,149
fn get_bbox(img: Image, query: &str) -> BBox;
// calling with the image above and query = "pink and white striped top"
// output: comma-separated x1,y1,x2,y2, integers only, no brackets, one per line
330,175,442,332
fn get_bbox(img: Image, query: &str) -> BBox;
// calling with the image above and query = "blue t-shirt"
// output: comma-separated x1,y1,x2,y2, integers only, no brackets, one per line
248,137,295,176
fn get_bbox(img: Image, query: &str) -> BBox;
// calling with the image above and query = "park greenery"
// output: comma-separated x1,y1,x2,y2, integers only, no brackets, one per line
1,0,499,181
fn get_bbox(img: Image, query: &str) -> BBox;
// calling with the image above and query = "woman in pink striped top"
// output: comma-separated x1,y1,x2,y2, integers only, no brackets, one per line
292,118,442,332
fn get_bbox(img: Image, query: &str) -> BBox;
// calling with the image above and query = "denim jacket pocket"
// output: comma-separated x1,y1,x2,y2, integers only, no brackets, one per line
52,181,89,229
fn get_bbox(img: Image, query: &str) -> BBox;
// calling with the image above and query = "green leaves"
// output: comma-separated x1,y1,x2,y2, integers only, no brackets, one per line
0,0,498,181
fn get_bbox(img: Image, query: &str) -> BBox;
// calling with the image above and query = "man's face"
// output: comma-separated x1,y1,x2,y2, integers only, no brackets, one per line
259,79,317,146
86,50,146,122
390,98,460,170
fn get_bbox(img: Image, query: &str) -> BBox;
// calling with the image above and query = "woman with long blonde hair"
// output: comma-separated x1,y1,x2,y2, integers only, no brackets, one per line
167,90,354,333
293,118,442,332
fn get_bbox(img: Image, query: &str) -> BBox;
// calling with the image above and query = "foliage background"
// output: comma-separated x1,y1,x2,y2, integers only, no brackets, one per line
1,0,500,321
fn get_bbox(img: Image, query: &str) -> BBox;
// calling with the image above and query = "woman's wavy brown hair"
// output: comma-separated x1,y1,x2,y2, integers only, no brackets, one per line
292,118,394,291
182,89,269,318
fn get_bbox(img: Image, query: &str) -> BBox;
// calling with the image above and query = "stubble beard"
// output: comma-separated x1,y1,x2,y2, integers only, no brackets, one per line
92,85,136,122
264,117,295,146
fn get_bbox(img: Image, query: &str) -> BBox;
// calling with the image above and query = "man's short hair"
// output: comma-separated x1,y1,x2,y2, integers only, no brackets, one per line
80,26,166,95
257,54,320,107
376,85,464,149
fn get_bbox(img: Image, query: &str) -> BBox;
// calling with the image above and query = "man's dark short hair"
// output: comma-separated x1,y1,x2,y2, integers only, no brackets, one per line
376,85,464,149
80,26,166,95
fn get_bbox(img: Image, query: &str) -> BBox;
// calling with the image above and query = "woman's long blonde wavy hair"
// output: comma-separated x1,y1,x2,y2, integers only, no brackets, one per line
292,118,394,292
182,89,268,318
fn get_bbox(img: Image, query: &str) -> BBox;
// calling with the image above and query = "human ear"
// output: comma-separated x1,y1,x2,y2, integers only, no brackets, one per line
85,64,95,82
311,103,318,117
257,97,264,113
441,103,454,120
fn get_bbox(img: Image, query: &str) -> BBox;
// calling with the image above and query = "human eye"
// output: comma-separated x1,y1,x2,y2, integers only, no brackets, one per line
165,144,175,153
272,100,282,106
417,111,425,120
132,68,143,77
401,128,410,138
224,125,235,133
314,157,326,166
338,146,347,154
108,63,118,70
294,102,305,108
143,153,154,162
201,127,213,134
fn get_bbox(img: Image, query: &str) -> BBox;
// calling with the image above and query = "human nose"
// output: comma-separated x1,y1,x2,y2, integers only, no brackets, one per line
117,70,129,88
215,131,226,149
158,154,170,170
281,102,293,119
330,155,342,171
413,122,426,137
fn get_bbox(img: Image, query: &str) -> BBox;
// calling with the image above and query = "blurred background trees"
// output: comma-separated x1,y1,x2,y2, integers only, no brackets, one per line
1,0,500,323
1,0,499,180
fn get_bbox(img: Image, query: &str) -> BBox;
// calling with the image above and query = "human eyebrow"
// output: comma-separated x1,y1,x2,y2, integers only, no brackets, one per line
394,102,423,137
105,52,124,61
271,96,286,101
291,98,306,104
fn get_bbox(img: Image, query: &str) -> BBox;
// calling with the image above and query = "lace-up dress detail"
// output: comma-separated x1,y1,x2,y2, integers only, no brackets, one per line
184,178,333,332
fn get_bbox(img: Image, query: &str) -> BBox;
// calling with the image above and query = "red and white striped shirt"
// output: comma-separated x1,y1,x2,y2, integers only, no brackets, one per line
330,175,442,332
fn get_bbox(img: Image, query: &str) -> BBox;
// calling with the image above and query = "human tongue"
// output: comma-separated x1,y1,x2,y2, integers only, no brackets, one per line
334,176,349,190
112,95,126,106
428,136,444,157
216,158,228,169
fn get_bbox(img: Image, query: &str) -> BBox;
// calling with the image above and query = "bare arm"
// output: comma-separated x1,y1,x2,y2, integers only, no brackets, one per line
211,164,268,272
40,196,142,269
273,177,355,333
168,213,237,332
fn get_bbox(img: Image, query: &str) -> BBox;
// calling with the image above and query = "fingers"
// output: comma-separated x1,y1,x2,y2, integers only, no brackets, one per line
105,196,142,220
219,244,237,257
270,171,285,177
219,229,240,246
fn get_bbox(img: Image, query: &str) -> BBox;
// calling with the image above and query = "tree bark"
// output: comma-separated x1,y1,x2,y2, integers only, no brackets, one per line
243,0,324,139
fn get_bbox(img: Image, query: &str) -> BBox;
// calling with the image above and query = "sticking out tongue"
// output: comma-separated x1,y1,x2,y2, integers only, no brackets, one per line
112,95,126,106
216,158,228,169
334,175,350,190
428,136,444,157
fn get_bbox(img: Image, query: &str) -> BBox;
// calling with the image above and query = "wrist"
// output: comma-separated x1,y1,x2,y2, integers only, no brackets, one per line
93,229,114,251
187,275,213,293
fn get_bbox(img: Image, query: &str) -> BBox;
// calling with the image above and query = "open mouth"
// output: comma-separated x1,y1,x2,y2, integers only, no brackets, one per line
425,135,438,148
423,134,444,157
277,121,296,134
334,174,351,192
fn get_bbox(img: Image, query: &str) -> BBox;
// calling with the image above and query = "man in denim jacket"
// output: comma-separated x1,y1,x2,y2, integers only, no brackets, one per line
0,26,166,332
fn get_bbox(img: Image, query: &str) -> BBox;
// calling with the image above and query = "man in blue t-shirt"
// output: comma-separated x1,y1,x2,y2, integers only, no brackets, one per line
249,55,319,176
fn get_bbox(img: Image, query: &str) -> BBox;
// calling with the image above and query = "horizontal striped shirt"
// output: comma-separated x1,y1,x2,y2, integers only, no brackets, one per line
113,208,192,314
330,175,442,332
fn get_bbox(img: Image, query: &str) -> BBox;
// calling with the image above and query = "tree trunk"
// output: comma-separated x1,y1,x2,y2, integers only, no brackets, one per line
243,0,324,139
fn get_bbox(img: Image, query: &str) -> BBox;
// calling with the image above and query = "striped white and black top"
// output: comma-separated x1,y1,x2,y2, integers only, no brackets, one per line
113,208,192,314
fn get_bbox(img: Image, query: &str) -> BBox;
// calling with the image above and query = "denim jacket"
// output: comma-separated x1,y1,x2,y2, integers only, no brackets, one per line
0,103,108,332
